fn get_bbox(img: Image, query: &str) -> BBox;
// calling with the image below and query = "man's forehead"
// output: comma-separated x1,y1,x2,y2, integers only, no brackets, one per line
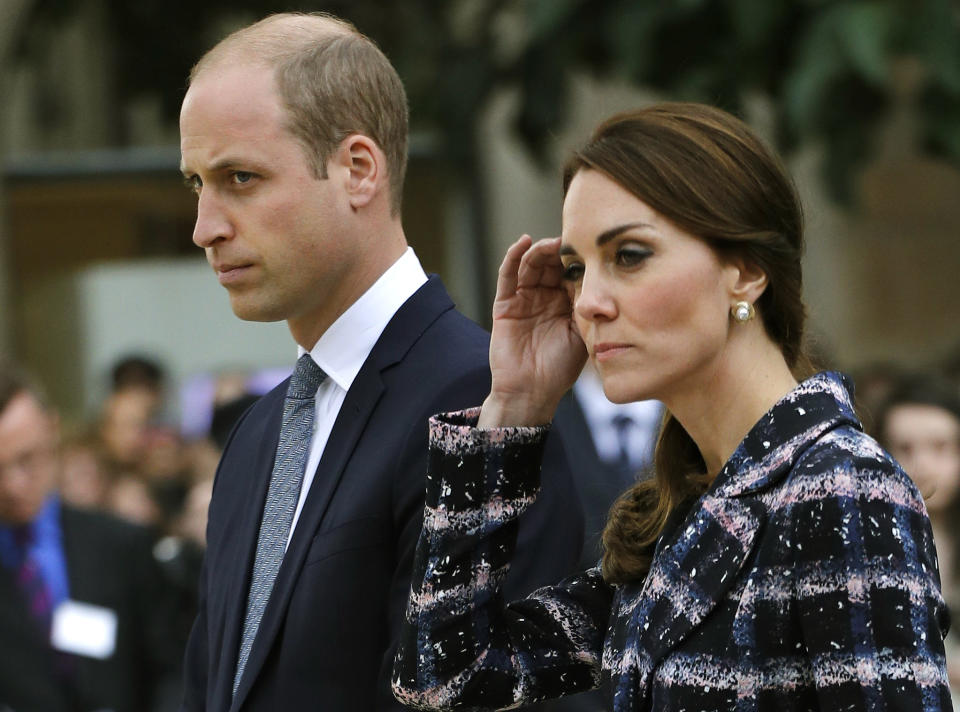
0,392,51,439
180,64,288,171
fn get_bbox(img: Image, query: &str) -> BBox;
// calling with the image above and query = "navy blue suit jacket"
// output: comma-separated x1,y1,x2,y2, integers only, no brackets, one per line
181,277,584,711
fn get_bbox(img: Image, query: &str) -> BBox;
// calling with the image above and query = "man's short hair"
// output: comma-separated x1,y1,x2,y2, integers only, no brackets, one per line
190,12,409,215
111,354,165,394
0,363,49,415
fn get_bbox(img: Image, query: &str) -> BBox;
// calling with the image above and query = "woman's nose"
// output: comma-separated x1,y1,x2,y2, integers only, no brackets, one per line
574,270,617,322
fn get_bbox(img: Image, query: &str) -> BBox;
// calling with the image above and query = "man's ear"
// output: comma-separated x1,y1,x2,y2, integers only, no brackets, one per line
339,134,382,211
726,256,769,305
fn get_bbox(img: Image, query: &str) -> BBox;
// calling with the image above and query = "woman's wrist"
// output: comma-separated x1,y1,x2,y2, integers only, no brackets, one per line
477,392,557,428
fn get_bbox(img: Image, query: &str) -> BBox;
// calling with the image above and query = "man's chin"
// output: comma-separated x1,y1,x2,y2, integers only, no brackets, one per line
0,509,37,526
228,297,285,323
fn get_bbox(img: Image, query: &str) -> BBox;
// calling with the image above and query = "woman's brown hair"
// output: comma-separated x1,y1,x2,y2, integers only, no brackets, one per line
561,103,813,584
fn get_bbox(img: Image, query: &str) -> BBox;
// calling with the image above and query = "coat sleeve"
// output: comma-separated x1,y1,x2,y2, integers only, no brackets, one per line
790,428,952,711
392,410,614,711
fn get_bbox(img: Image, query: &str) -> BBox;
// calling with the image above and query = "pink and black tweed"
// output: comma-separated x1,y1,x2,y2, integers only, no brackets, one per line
393,372,951,711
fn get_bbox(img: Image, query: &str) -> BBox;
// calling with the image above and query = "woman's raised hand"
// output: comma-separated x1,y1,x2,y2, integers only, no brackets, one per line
478,235,588,428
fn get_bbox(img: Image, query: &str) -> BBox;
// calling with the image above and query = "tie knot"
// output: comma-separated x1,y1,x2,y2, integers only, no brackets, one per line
287,355,327,400
611,413,635,435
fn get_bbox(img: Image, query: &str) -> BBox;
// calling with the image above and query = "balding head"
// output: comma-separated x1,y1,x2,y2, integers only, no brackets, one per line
190,12,409,215
0,365,59,526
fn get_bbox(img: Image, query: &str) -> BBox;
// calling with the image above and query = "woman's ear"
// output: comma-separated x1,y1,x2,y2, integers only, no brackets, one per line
726,256,768,304
338,134,382,211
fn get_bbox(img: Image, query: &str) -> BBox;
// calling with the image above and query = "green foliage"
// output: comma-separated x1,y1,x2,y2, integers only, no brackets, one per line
15,0,960,204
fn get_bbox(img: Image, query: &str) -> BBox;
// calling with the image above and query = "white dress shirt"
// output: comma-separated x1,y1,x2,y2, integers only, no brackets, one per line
286,247,427,545
572,367,662,470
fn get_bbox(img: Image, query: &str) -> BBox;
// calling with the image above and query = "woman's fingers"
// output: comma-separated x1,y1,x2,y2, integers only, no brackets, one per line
494,234,533,301
517,237,564,289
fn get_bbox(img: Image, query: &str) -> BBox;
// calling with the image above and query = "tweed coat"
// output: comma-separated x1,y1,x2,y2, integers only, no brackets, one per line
392,372,952,711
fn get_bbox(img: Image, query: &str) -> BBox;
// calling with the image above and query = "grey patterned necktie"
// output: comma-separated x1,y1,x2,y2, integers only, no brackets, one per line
233,354,327,695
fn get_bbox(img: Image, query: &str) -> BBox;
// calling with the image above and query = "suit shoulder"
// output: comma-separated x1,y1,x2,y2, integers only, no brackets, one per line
407,307,490,373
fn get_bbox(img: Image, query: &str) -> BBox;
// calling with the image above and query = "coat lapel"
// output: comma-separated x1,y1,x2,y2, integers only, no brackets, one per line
605,372,862,711
605,495,765,711
209,392,283,712
229,369,386,710
230,277,455,710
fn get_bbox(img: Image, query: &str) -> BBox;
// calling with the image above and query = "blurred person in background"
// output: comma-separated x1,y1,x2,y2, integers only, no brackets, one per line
57,433,111,511
877,373,960,701
178,11,582,712
0,363,174,712
105,473,165,530
98,383,155,472
110,355,166,419
849,361,906,435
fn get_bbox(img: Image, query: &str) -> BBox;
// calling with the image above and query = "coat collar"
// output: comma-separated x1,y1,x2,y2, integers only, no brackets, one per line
604,371,862,711
711,371,861,499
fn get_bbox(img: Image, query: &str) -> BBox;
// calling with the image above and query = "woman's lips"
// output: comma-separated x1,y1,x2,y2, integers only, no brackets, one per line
593,343,633,363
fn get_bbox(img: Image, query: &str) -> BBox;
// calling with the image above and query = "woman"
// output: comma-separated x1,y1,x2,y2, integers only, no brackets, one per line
391,104,951,711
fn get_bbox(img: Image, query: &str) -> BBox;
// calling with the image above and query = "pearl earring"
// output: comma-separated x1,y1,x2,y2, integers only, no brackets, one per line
732,301,755,323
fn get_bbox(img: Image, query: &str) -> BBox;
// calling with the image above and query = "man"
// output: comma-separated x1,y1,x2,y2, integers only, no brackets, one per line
178,13,583,711
0,366,170,712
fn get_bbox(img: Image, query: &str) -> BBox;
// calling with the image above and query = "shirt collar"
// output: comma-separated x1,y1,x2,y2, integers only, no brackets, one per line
711,371,862,498
573,368,662,429
297,247,427,392
0,495,60,567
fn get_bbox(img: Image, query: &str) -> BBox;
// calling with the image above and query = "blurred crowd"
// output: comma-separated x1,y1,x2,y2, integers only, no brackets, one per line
2,349,959,710
0,354,275,712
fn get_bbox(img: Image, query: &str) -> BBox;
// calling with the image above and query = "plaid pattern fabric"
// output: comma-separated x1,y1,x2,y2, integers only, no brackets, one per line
393,372,952,711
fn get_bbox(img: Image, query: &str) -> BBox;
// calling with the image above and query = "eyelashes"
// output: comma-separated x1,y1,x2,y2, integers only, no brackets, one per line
561,245,652,281
616,246,652,267
561,263,584,282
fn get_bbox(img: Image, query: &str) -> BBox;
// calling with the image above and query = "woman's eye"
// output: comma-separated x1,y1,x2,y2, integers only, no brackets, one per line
616,246,651,266
561,263,584,281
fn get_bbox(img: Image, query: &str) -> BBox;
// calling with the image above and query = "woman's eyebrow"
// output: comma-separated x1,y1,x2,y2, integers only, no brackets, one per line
596,222,654,247
560,222,655,256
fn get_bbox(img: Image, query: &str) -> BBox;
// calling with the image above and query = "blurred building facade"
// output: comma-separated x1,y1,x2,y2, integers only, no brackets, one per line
1,0,959,425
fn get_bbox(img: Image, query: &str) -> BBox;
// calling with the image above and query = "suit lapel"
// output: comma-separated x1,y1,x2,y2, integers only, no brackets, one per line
606,494,765,711
230,277,455,710
230,369,386,710
211,394,283,711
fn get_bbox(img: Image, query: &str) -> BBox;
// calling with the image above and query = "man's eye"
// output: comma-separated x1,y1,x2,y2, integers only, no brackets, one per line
184,175,202,193
232,171,254,184
561,263,584,281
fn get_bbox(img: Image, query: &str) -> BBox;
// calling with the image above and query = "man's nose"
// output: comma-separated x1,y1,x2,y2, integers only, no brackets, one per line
192,191,234,248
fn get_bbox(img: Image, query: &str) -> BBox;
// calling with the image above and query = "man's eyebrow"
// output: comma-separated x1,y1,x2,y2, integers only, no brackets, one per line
560,222,655,255
179,157,249,177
